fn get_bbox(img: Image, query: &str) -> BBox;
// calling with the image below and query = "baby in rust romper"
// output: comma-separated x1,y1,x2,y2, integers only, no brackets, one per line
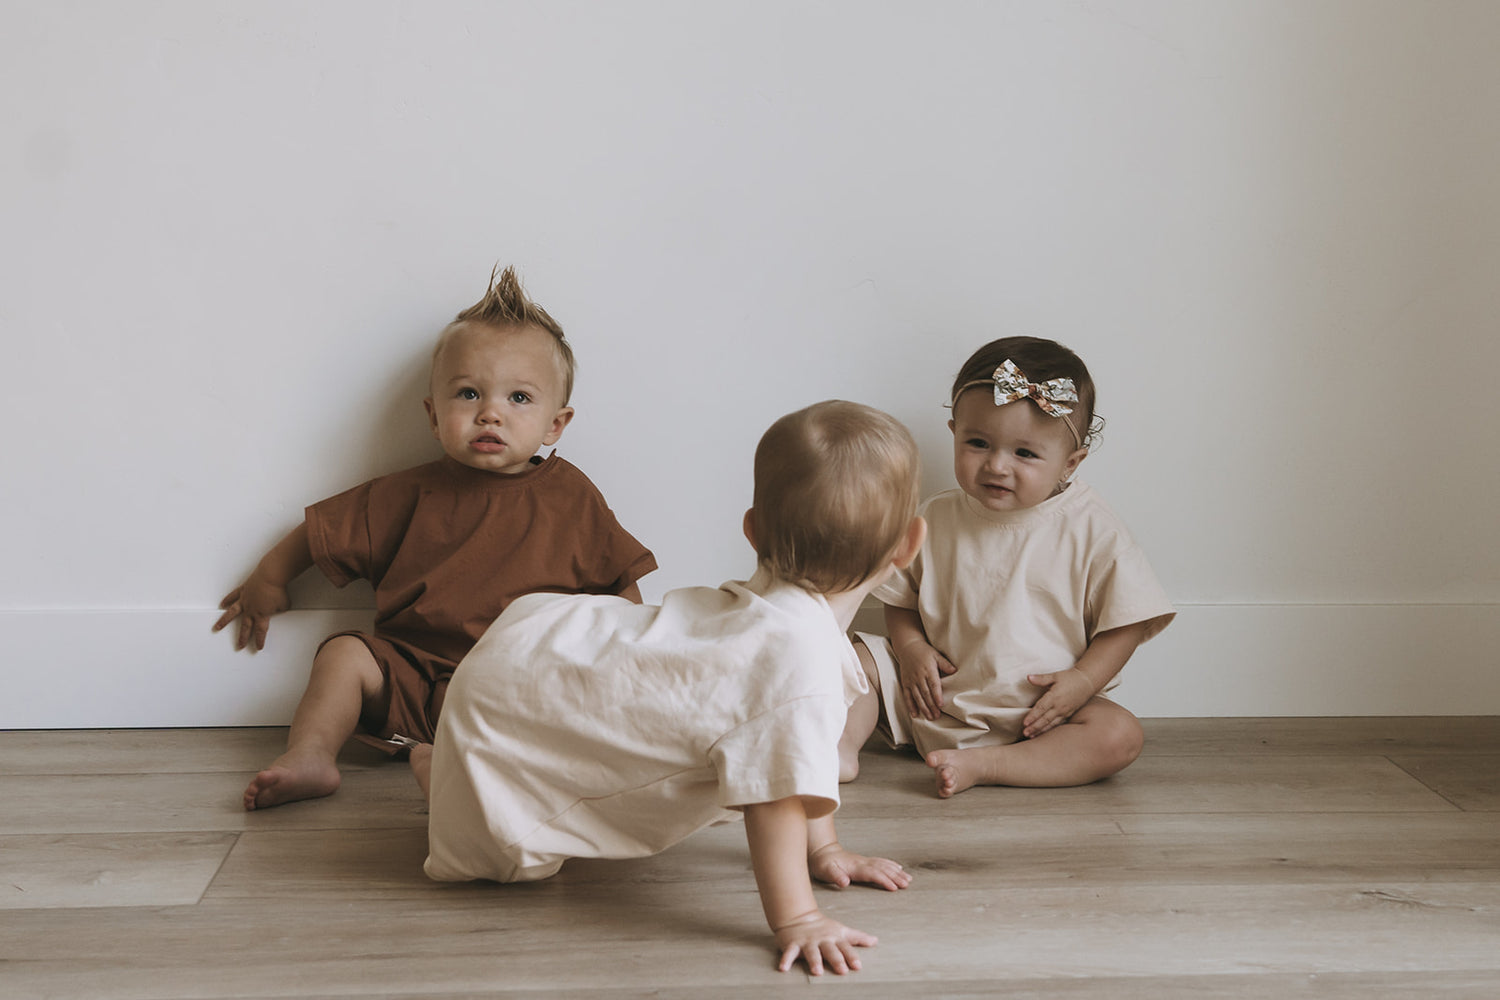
215,267,655,810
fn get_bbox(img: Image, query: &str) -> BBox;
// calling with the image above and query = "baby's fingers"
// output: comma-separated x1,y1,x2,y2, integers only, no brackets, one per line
776,942,805,974
820,939,858,975
234,613,269,652
1024,705,1064,738
212,590,243,632
900,681,924,721
907,671,942,720
862,859,911,891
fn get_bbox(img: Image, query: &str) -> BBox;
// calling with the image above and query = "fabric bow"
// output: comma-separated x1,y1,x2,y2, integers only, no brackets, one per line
990,360,1078,417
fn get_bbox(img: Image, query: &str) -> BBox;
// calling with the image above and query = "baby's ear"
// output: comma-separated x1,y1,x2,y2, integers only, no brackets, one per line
1065,446,1089,476
741,508,757,549
543,406,575,445
423,398,439,438
893,516,927,569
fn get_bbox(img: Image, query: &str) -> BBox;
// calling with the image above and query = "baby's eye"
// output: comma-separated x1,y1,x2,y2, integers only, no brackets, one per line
508,391,532,405
457,387,480,401
1016,448,1039,459
965,438,989,450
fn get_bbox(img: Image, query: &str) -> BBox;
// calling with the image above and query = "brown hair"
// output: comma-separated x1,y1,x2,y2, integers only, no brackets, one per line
751,400,921,593
437,265,577,403
950,336,1101,448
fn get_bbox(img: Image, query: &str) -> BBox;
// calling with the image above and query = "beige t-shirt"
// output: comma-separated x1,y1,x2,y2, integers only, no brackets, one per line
424,567,866,883
873,481,1174,752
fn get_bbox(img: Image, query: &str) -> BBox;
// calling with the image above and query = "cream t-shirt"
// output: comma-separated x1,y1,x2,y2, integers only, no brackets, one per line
424,567,866,883
873,481,1174,752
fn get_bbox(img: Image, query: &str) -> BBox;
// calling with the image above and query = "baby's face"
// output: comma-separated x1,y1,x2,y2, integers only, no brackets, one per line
424,323,573,475
949,390,1086,511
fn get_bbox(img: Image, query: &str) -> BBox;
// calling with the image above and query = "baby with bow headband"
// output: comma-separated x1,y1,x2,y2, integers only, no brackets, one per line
838,336,1176,797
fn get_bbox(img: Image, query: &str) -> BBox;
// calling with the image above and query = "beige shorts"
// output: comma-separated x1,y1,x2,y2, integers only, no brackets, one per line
852,630,916,748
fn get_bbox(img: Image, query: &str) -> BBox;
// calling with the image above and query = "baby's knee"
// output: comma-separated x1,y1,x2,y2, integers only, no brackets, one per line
1098,712,1144,769
312,635,384,689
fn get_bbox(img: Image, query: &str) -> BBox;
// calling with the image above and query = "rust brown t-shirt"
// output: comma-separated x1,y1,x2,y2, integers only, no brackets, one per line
306,453,657,666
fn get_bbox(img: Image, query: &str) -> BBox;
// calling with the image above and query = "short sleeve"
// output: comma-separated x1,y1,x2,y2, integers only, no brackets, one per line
305,482,376,587
872,559,920,609
709,695,845,819
1086,542,1176,642
592,509,657,596
305,471,422,589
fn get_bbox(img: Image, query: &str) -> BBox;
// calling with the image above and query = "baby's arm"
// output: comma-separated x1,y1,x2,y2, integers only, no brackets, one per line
886,604,956,721
806,813,911,892
213,523,314,651
743,797,879,975
1024,621,1149,737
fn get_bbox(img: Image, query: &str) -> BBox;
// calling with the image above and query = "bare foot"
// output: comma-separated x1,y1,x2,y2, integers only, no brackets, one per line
838,745,861,783
243,750,341,810
925,749,979,799
409,743,434,802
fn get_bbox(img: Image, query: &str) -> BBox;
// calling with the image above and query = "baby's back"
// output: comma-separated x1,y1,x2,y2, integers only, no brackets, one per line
425,572,851,882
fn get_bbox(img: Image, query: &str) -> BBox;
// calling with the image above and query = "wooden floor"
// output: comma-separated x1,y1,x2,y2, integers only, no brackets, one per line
2,719,1498,998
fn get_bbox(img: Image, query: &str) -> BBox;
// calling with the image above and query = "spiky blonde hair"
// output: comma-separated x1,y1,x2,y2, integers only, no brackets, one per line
435,265,576,403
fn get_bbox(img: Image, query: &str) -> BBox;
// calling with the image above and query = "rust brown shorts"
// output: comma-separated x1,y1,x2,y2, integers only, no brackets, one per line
319,631,458,754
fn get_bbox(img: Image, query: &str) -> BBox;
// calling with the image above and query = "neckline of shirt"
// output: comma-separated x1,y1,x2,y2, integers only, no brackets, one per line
437,451,561,490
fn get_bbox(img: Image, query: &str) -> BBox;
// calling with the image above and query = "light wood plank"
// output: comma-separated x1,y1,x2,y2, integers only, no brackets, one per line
839,751,1458,818
0,766,426,835
208,809,1500,904
0,728,389,776
144,973,1500,1000
205,822,763,902
822,812,1500,890
1388,754,1500,811
0,895,799,999
1139,717,1500,757
4,883,1497,998
840,883,1500,984
0,832,236,909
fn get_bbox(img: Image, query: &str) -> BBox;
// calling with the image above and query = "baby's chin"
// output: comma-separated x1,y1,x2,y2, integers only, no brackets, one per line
969,484,1019,509
447,447,537,476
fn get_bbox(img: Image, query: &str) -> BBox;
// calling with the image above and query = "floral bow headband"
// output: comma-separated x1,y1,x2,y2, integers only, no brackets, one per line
950,359,1083,448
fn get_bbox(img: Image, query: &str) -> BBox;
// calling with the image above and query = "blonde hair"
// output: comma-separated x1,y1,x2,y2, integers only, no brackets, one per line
436,265,577,403
751,400,921,593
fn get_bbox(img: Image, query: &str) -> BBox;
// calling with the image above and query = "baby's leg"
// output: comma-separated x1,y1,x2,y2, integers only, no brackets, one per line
243,635,385,810
836,642,883,782
409,743,433,802
926,698,1144,797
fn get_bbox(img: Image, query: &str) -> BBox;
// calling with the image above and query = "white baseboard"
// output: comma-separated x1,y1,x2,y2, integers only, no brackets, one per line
3,604,1498,729
3,609,370,729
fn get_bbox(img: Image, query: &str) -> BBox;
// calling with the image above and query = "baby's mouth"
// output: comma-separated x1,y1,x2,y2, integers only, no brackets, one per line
472,433,506,452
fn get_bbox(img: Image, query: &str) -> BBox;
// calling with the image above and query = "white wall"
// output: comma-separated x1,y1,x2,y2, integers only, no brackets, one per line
4,1,1498,728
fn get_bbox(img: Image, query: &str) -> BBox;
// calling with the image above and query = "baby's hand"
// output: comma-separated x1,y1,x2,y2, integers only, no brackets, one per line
772,911,877,975
895,641,956,721
1023,668,1096,737
213,575,291,652
809,842,911,892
